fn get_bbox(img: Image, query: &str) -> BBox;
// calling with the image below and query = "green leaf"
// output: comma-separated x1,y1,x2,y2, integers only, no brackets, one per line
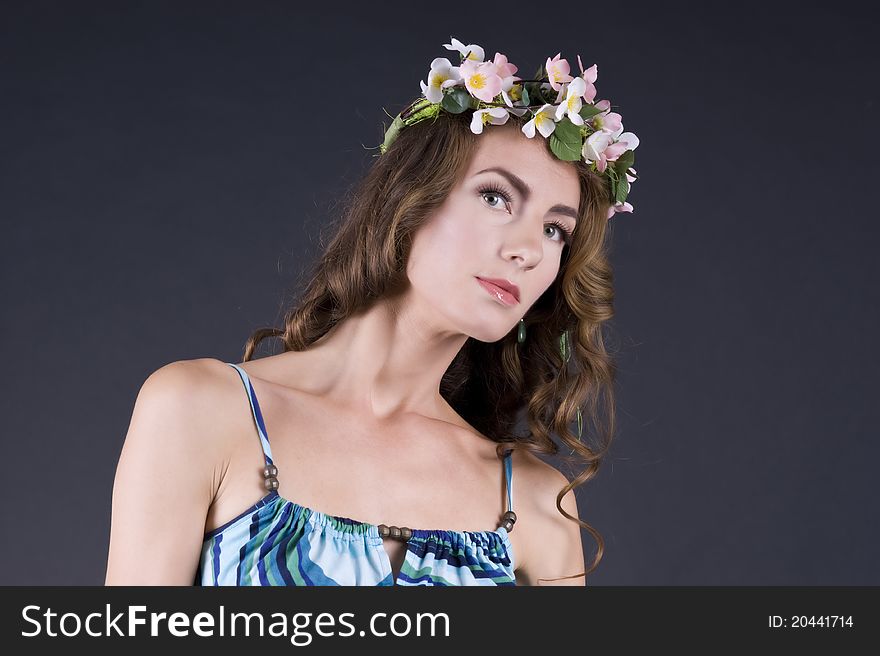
441,87,472,114
550,134,582,161
538,84,552,105
526,80,549,106
520,84,530,106
578,103,602,121
614,149,635,175
549,117,583,161
553,116,581,142
615,173,628,203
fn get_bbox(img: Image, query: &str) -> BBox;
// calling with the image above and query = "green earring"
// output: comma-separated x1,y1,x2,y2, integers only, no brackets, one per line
517,318,526,344
559,330,571,363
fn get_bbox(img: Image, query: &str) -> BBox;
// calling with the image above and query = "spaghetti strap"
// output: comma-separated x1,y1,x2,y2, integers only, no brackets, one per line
503,449,514,513
226,362,275,468
196,376,518,586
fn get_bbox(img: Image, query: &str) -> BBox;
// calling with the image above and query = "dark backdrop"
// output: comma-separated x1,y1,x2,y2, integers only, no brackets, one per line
1,1,876,585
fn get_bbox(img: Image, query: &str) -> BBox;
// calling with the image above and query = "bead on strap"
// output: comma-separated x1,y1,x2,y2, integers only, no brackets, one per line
227,363,279,492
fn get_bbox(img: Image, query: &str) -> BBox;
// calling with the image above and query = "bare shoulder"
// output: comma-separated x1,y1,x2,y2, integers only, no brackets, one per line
139,356,246,429
508,449,586,586
152,356,261,456
141,357,234,401
123,358,253,496
507,448,574,507
105,357,249,584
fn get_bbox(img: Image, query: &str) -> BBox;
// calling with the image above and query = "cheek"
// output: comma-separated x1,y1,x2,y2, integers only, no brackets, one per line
539,267,560,296
528,253,564,300
408,206,487,283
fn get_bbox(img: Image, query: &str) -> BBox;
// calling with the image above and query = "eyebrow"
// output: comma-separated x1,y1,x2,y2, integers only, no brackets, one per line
475,166,579,222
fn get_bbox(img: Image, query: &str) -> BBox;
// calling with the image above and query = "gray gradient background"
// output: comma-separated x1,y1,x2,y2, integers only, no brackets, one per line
1,1,877,585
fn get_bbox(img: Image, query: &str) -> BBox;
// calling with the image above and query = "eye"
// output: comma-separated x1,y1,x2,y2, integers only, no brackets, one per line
546,221,574,246
478,181,574,246
477,183,514,213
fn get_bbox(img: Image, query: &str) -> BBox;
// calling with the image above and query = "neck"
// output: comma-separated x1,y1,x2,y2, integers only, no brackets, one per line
291,294,469,421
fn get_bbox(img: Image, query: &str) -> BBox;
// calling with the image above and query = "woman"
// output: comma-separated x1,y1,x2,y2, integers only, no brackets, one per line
104,39,637,586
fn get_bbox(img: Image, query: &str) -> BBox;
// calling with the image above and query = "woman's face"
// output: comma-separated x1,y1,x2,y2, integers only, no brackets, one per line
407,124,581,343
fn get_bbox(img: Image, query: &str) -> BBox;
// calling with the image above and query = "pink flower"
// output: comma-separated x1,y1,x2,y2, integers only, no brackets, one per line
545,53,573,91
585,130,640,171
604,143,628,162
621,167,637,195
460,59,503,103
493,52,522,96
579,63,598,103
582,130,614,172
606,201,634,220
613,132,640,157
591,99,623,136
492,52,518,79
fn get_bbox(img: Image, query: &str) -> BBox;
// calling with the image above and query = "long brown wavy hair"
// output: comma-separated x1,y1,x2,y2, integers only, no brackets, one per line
241,104,618,584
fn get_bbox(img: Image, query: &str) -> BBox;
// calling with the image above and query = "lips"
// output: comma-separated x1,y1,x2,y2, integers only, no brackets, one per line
476,277,520,305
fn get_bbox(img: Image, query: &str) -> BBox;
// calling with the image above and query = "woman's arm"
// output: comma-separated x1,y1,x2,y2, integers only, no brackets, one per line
104,360,224,585
513,458,588,586
532,471,587,586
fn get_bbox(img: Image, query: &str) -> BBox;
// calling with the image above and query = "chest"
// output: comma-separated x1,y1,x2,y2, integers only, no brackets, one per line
207,382,516,552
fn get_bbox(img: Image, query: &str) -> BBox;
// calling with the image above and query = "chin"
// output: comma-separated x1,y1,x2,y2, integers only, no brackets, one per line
462,322,513,344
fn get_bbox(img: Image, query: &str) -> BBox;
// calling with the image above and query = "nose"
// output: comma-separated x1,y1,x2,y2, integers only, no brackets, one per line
501,214,545,270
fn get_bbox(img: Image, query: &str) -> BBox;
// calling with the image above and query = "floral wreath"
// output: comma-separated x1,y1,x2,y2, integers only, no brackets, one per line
377,37,640,221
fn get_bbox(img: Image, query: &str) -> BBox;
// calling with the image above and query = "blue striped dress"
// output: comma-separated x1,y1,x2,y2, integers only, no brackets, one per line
195,362,517,586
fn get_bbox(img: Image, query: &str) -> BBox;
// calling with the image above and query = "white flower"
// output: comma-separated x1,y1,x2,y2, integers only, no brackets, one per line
443,37,485,62
615,131,640,151
582,130,612,160
554,77,586,125
419,57,462,103
470,106,510,134
521,104,558,139
582,130,615,172
501,88,529,116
